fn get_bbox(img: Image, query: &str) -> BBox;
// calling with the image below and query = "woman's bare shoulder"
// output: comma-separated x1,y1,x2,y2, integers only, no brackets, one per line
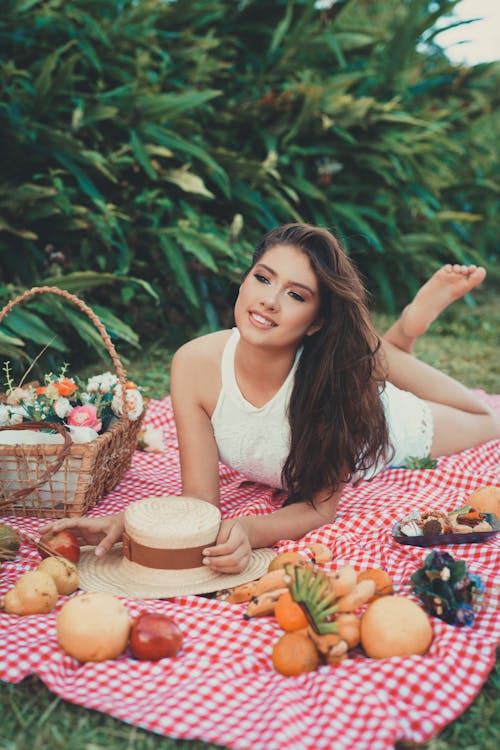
173,329,233,368
171,330,232,413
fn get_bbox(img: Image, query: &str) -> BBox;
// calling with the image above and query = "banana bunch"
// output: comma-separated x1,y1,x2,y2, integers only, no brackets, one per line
216,546,380,620
216,567,291,615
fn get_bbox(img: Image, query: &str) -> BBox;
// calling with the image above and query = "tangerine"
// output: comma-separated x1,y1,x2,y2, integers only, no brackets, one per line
271,631,319,676
274,590,309,632
357,568,393,601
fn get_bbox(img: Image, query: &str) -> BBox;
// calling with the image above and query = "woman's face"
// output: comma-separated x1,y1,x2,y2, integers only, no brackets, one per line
234,243,322,351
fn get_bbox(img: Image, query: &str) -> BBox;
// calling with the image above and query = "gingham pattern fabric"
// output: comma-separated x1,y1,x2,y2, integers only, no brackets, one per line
1,394,499,750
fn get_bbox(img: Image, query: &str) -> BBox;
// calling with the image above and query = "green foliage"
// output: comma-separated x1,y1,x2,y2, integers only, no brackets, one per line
0,0,498,359
404,454,439,469
0,273,158,373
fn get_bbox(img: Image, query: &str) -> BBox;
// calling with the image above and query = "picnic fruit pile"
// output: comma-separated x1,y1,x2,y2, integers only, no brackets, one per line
1,556,79,614
56,595,184,662
1,525,81,614
1,528,185,662
217,546,434,675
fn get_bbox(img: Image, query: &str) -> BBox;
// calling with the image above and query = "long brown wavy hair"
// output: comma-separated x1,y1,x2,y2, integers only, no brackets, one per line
250,223,391,505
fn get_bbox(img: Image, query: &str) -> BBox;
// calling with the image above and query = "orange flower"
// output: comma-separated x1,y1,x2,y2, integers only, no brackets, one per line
125,380,137,390
55,377,78,397
35,386,46,395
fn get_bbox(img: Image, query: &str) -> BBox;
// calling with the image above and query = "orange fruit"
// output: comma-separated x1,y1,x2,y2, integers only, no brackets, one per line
361,596,433,658
267,551,310,572
271,631,319,676
357,569,393,601
466,486,500,516
274,591,309,632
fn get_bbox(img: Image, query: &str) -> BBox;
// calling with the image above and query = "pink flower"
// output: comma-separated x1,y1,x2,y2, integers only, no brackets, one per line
67,404,102,432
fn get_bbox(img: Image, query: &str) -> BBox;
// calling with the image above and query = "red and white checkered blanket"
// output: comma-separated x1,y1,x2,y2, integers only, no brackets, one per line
1,395,499,750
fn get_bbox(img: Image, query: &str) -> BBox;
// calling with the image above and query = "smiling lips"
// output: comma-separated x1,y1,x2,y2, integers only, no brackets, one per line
250,311,276,328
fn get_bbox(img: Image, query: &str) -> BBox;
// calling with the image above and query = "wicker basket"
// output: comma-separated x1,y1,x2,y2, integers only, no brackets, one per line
0,286,146,518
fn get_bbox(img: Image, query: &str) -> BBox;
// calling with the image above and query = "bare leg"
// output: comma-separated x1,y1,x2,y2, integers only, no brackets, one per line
428,400,500,458
381,340,493,414
380,342,500,456
378,262,499,454
384,264,486,354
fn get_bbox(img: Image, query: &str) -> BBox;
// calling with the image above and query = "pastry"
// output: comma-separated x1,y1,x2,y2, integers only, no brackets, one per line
448,508,492,534
418,510,452,535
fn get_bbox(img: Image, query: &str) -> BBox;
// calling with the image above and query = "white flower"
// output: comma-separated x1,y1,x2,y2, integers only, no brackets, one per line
45,383,60,400
86,372,119,394
54,397,73,419
0,404,11,426
9,405,30,423
67,425,100,444
111,385,144,421
6,386,35,406
137,426,164,452
314,0,339,10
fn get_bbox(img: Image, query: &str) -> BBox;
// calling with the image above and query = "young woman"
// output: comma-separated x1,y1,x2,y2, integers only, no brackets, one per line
43,224,500,573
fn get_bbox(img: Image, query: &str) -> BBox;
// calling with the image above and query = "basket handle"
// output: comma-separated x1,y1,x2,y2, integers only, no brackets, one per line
0,421,72,511
0,286,129,418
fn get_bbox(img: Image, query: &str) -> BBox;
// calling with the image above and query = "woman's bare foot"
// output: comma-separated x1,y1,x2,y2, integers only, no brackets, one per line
383,264,486,352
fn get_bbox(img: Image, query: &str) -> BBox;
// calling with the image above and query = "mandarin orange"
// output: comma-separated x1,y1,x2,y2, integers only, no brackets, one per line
274,590,309,632
271,631,319,676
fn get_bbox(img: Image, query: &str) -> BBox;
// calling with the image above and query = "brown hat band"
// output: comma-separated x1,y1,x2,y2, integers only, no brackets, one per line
122,531,211,569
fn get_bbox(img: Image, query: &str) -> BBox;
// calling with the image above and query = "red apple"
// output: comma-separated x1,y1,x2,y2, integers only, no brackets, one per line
129,612,183,661
39,530,81,563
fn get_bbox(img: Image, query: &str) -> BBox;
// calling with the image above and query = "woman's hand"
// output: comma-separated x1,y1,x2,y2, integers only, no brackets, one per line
202,518,252,574
39,512,125,557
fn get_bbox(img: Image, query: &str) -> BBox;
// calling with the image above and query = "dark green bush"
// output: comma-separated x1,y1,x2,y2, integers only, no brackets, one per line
1,0,498,365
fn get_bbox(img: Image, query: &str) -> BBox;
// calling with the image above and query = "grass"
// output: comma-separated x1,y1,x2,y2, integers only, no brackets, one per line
1,289,499,749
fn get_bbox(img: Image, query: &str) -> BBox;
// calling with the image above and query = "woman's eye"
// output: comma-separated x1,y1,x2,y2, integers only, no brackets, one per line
288,291,305,302
254,273,269,284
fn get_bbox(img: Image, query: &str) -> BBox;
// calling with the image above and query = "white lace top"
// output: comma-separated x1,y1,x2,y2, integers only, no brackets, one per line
210,328,434,488
211,328,300,488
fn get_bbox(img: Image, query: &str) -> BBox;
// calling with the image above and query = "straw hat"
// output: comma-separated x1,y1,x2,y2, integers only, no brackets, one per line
77,496,275,598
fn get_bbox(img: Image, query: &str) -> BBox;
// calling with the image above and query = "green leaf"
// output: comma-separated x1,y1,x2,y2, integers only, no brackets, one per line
130,130,157,180
158,236,200,308
137,90,221,120
269,2,294,54
48,303,112,358
165,169,214,199
370,265,396,313
0,329,25,347
435,211,483,222
91,305,140,348
404,455,438,470
164,227,218,271
335,31,380,51
2,308,67,352
40,272,159,302
12,0,44,12
0,218,38,240
53,153,105,205
145,145,174,159
34,42,76,100
331,204,384,252
143,125,230,197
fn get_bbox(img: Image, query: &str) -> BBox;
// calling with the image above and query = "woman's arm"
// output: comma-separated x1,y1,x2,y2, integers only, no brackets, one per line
242,489,342,547
170,342,221,505
39,512,125,557
203,487,343,573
